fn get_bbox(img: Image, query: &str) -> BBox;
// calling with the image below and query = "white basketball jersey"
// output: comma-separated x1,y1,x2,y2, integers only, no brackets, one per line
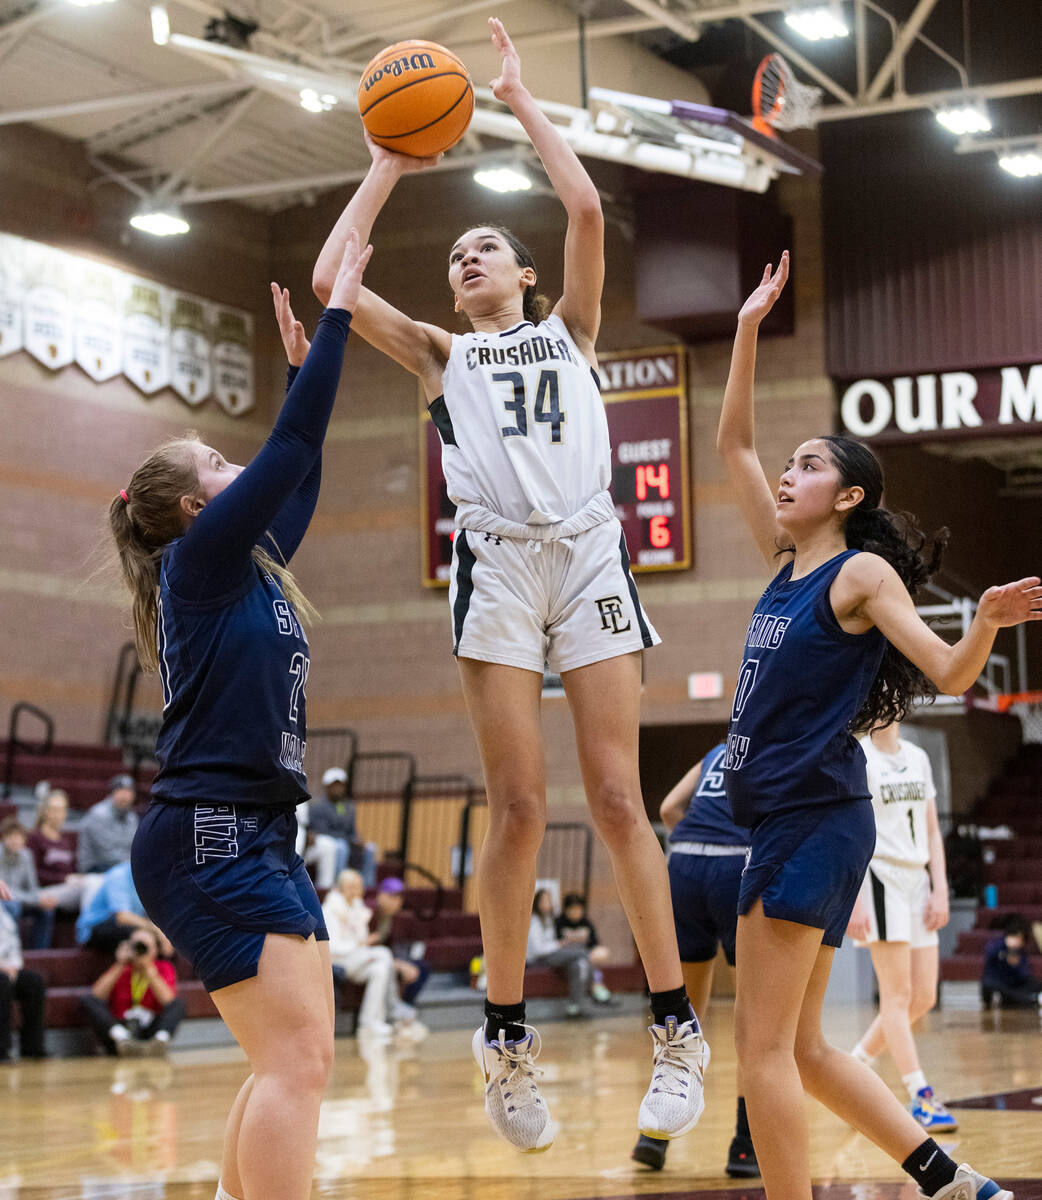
860,736,935,867
435,314,611,526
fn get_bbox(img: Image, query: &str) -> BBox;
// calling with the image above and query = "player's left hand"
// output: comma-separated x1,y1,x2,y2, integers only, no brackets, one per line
923,889,949,931
977,577,1042,629
328,226,374,315
270,283,310,367
738,251,789,327
489,18,523,102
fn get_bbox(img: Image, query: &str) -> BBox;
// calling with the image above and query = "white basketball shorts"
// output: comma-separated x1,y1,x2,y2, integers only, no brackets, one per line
855,858,938,948
447,517,660,674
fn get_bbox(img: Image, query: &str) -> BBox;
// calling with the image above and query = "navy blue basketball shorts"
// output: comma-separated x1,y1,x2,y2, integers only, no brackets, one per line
132,800,328,992
668,849,747,966
737,797,875,948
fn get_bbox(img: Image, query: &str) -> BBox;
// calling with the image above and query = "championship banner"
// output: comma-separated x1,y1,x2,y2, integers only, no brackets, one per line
73,260,122,382
212,308,254,416
0,232,255,415
123,277,169,395
23,241,73,370
0,234,24,359
170,294,212,406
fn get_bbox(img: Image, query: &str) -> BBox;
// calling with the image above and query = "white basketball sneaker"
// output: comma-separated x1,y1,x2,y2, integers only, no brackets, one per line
638,1014,710,1139
918,1164,1013,1200
472,1025,554,1153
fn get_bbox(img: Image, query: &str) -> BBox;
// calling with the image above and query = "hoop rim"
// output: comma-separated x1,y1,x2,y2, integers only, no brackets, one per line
751,51,787,132
994,690,1042,713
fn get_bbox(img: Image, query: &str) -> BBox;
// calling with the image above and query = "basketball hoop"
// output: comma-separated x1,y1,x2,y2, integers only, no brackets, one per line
751,52,823,137
995,690,1042,743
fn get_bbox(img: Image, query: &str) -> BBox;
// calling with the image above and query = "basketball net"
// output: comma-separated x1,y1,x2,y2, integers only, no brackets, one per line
996,691,1042,744
751,52,823,137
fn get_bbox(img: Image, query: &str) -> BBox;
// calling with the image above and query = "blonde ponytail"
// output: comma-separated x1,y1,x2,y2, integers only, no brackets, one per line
110,433,315,671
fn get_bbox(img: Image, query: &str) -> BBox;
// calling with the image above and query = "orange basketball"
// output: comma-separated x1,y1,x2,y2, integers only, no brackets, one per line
358,40,474,158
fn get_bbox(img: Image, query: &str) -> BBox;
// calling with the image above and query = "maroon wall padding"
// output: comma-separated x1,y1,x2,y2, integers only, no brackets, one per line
822,112,1042,379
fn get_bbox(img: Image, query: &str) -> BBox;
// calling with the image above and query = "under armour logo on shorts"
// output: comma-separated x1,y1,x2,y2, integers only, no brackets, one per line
483,532,502,544
595,595,631,634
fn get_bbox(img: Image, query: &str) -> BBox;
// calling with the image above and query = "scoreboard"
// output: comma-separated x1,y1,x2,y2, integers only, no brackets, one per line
420,344,691,586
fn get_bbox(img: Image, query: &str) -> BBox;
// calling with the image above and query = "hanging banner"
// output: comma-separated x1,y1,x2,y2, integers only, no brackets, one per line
0,234,24,358
169,294,212,406
23,241,74,370
0,232,255,414
73,260,123,382
212,307,254,416
122,277,169,395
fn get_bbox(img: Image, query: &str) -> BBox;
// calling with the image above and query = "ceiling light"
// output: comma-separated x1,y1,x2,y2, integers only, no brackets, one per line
130,209,190,236
935,102,992,136
299,88,337,113
150,3,169,44
784,6,848,40
999,151,1042,178
473,167,532,194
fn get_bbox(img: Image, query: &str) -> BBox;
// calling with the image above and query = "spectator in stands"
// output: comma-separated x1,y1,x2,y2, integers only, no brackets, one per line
295,796,344,891
0,891,46,1061
76,775,139,875
981,914,1042,1009
526,887,591,1018
322,869,399,1036
556,893,613,1004
370,876,431,1020
76,861,173,958
308,767,378,889
27,789,93,915
0,816,56,949
80,927,185,1056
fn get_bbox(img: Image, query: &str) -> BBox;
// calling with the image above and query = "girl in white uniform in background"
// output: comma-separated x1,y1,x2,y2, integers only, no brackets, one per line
313,17,707,1157
848,722,956,1132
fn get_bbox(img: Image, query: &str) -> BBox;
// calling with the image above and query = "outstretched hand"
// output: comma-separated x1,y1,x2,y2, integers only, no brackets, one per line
363,129,441,174
270,283,310,367
977,577,1042,629
328,226,374,314
489,17,523,102
738,250,790,327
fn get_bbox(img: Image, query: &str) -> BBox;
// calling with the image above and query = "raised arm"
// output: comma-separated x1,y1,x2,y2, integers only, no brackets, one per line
717,253,790,568
659,759,704,833
839,554,1042,695
312,136,450,393
171,234,370,599
488,18,604,356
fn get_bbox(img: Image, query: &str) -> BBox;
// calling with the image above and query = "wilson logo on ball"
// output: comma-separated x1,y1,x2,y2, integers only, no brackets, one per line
358,39,474,159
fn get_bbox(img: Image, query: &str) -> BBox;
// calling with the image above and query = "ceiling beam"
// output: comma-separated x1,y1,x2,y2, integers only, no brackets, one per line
815,74,1042,122
153,88,261,200
864,0,940,101
740,14,856,106
0,79,246,127
324,0,519,58
616,0,701,40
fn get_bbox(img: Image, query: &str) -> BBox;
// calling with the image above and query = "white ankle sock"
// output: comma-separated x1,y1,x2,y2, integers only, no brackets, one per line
851,1042,875,1065
903,1069,929,1098
215,1183,242,1200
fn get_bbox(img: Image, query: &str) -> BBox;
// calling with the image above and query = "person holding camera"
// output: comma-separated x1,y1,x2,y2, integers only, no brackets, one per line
80,928,185,1056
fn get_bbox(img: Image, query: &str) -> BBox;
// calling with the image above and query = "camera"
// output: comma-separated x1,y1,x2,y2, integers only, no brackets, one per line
129,937,150,957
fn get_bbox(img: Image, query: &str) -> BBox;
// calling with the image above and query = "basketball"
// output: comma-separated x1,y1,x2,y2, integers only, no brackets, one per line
358,40,474,158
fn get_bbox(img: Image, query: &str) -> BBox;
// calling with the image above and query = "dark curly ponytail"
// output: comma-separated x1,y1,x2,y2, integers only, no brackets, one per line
821,435,949,732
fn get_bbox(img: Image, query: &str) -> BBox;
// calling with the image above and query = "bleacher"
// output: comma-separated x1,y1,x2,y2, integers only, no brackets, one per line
941,743,1042,986
2,715,645,1053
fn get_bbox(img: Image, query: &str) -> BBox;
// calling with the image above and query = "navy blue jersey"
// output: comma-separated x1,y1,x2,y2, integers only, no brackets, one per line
669,743,750,846
723,550,885,829
152,310,350,807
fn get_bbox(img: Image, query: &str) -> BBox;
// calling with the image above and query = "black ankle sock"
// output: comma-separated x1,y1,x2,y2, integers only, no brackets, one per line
649,986,695,1027
735,1095,751,1140
484,999,526,1043
902,1139,959,1196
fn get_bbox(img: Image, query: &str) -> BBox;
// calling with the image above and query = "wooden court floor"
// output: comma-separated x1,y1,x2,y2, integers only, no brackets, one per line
4,1000,1042,1200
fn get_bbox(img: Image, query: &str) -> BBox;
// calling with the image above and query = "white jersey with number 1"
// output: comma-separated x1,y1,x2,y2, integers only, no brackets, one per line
860,736,935,867
435,313,610,527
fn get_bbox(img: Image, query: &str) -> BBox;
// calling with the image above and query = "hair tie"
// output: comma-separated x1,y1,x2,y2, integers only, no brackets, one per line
120,489,130,504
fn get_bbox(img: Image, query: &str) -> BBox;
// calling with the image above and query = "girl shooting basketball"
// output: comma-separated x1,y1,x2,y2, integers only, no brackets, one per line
719,250,1038,1200
110,231,371,1200
313,18,706,1154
